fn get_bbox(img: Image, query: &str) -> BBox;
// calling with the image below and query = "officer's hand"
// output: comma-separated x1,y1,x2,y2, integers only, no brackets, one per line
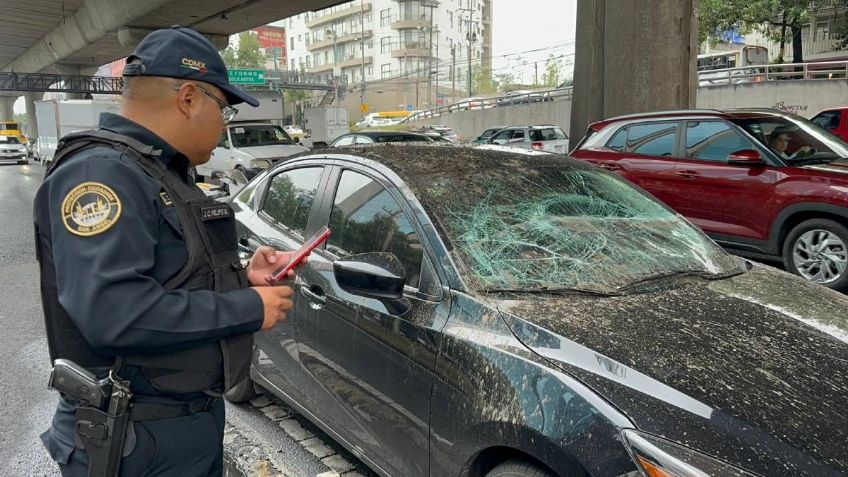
252,286,295,330
247,246,307,286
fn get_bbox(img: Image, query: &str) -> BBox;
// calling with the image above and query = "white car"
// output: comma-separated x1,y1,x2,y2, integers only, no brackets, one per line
486,125,570,153
197,122,308,179
0,136,28,164
283,125,305,138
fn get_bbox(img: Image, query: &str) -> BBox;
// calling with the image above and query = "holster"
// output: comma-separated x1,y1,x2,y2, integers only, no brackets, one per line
74,405,130,477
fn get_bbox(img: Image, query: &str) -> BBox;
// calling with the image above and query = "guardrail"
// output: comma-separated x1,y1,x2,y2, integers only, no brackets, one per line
402,86,573,123
698,60,848,86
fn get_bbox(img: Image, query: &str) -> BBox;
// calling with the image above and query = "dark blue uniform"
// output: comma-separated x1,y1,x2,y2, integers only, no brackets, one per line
37,113,264,476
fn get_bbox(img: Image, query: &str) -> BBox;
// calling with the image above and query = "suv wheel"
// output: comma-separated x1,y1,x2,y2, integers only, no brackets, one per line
782,218,848,291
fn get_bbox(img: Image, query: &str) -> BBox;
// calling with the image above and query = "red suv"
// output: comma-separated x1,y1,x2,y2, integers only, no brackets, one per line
812,107,848,141
571,109,848,291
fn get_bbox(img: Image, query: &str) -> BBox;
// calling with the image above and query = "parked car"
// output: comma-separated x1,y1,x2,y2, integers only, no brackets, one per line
471,126,508,144
283,124,306,140
570,108,848,290
0,135,28,165
486,125,569,153
496,90,543,107
329,130,434,146
811,107,848,141
450,96,484,111
197,121,308,180
418,125,459,142
229,144,848,477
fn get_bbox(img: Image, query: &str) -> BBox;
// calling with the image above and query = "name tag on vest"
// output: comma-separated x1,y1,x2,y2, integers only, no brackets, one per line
200,205,233,221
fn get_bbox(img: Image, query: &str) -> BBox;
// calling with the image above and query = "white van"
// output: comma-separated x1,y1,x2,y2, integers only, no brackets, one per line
196,121,308,179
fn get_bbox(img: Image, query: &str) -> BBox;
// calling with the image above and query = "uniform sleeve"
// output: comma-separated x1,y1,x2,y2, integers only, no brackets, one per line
46,152,264,356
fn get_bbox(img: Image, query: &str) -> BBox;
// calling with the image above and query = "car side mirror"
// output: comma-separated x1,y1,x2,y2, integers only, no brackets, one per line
727,149,766,166
333,252,406,299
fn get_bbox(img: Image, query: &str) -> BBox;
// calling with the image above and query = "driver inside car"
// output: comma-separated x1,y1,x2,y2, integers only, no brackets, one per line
768,127,813,160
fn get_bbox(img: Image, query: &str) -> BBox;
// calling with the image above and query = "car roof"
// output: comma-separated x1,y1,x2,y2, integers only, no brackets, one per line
589,108,795,130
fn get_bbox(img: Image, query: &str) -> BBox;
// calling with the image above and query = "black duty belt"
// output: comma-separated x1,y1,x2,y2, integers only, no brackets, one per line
130,396,220,422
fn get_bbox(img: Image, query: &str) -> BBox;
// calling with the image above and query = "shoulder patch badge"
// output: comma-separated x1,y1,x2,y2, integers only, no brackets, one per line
61,182,122,236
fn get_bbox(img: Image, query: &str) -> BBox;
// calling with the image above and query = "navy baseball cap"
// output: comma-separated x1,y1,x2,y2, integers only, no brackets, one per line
123,26,259,107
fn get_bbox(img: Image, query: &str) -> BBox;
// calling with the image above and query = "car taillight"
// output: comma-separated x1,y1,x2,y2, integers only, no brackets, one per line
531,142,544,150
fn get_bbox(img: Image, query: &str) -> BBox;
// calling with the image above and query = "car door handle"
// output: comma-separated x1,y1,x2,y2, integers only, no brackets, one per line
239,237,263,251
599,162,622,171
300,285,326,308
677,170,700,178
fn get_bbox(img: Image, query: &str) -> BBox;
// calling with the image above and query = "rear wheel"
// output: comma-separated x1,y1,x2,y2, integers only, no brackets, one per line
782,218,848,291
486,459,556,477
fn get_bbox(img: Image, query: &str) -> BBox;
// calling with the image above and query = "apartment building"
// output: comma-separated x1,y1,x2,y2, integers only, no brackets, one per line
278,0,492,114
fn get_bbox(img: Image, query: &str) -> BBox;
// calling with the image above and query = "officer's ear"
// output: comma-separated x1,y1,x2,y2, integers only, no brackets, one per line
174,83,201,118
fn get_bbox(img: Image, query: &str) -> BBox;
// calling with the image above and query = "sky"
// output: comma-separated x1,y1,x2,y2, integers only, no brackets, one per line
490,0,576,85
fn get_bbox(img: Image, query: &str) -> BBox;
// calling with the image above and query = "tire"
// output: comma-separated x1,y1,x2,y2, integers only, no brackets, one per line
486,459,556,477
782,218,848,291
224,376,259,403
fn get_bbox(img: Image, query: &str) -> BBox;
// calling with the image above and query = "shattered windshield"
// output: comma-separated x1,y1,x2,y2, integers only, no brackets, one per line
732,115,848,163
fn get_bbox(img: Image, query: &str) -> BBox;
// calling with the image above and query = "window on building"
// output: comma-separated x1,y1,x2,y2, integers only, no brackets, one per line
365,13,373,25
291,59,296,71
290,36,295,50
380,8,392,27
381,63,392,79
381,36,392,54
449,11,454,28
367,65,374,75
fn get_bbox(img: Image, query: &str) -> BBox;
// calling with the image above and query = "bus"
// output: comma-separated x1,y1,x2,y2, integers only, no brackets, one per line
0,121,27,144
697,45,769,86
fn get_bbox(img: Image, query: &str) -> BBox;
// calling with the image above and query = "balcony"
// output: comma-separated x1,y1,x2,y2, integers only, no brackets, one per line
339,55,373,69
391,45,431,58
306,30,373,52
307,63,334,74
306,2,372,29
391,16,429,30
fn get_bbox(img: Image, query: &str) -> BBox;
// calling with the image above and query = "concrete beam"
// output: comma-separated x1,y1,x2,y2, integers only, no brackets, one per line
117,27,230,51
0,97,14,120
570,0,698,142
3,0,171,74
24,93,42,138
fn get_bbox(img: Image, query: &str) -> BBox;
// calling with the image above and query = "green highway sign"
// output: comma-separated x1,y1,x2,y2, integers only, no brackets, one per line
228,68,266,85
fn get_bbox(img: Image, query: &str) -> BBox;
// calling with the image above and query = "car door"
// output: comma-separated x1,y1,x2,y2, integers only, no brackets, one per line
670,120,778,241
596,121,682,208
296,166,448,477
238,165,330,405
489,128,515,145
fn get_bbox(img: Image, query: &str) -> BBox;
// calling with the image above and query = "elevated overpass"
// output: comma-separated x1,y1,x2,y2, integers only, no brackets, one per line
0,0,345,129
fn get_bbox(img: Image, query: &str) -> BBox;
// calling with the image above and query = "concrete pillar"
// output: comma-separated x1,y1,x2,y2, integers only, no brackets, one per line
25,93,42,139
570,0,699,142
0,97,14,120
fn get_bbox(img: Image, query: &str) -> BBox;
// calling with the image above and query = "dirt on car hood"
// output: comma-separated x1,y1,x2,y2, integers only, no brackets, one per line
497,263,848,477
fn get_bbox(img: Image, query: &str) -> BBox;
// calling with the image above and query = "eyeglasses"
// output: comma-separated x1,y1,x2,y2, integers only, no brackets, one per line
173,83,238,124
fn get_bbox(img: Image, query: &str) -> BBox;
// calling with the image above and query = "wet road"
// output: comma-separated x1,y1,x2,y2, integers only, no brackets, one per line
0,163,366,477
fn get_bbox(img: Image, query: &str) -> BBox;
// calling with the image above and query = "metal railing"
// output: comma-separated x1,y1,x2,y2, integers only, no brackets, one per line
698,60,848,86
261,70,348,91
401,86,573,122
0,72,123,94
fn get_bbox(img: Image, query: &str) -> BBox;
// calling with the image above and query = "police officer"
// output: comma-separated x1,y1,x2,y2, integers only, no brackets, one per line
34,27,300,476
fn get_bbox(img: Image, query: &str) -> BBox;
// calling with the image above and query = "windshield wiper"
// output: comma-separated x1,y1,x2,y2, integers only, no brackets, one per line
616,268,744,293
787,155,841,165
482,287,620,297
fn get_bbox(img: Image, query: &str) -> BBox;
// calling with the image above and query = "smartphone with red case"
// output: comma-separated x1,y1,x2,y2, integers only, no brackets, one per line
267,226,331,283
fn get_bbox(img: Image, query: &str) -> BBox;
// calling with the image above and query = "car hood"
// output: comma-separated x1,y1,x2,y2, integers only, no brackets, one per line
235,144,308,159
497,264,847,476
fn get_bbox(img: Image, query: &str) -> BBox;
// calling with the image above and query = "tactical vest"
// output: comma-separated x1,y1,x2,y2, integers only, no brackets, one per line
34,130,253,395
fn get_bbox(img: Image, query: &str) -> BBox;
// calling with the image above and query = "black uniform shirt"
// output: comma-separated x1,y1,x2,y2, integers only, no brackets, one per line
35,113,264,357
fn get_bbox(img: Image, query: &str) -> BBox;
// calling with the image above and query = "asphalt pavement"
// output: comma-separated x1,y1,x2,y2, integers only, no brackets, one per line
0,163,368,477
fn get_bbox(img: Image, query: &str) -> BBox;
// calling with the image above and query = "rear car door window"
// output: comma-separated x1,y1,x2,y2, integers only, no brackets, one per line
355,135,375,144
685,121,756,162
334,136,355,146
812,111,841,131
328,170,423,288
626,122,678,156
261,168,324,239
607,127,628,151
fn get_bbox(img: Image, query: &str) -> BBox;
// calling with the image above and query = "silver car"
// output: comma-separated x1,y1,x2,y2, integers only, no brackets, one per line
0,136,28,165
487,125,570,153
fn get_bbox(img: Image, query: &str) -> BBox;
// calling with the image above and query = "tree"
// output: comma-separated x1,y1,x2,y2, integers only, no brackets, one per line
541,54,564,88
699,0,827,63
472,65,496,94
220,32,265,69
494,72,516,92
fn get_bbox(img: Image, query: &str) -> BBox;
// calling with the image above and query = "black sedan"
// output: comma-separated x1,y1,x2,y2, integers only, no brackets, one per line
229,145,848,477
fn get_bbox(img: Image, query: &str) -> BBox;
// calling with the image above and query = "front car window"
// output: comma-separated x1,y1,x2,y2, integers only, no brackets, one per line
0,136,20,144
230,124,295,148
383,152,741,295
731,114,848,163
684,121,756,162
327,170,423,287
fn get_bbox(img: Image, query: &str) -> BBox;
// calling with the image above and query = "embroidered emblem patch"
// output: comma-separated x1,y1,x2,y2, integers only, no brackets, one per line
61,182,122,236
